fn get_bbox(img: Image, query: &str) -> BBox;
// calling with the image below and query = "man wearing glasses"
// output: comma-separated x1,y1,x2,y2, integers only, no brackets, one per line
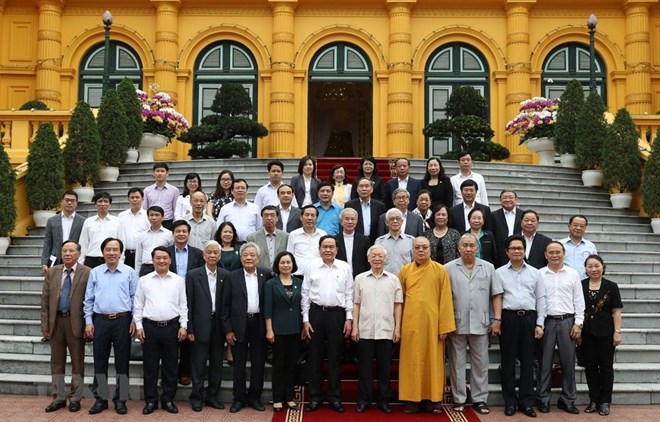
41,191,85,273
375,209,415,275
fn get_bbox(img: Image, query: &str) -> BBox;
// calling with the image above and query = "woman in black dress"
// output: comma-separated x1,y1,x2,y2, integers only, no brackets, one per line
208,170,234,219
423,205,460,264
350,155,385,202
421,157,453,209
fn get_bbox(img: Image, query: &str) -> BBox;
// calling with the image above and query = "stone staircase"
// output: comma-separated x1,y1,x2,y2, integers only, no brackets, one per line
0,158,658,404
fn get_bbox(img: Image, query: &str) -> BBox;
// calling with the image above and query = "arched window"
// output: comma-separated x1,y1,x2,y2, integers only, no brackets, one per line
541,43,607,101
425,43,490,157
79,42,142,107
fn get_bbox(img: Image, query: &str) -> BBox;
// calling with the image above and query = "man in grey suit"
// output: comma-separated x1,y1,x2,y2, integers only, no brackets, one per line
41,191,85,274
376,188,423,238
247,205,289,272
275,184,301,233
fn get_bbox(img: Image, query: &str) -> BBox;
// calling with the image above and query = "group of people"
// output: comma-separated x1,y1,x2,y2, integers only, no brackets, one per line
39,154,622,417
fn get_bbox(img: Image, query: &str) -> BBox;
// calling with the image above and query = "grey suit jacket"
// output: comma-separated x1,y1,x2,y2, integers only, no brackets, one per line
246,229,289,272
275,206,302,233
41,213,85,266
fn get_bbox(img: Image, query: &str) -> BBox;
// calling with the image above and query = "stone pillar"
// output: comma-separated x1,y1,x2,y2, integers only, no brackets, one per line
386,1,415,158
35,0,64,109
268,0,297,158
623,1,653,114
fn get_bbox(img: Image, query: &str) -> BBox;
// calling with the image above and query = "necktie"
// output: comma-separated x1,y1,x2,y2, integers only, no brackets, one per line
58,268,72,312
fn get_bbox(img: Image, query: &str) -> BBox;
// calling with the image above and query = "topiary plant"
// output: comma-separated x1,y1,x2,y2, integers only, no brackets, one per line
0,143,16,237
63,101,101,186
575,91,607,170
642,129,660,217
26,123,64,210
97,89,128,167
602,108,642,193
116,78,143,149
19,100,49,111
554,79,584,154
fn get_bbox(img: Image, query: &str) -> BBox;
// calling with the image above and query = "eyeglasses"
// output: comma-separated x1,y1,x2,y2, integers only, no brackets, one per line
387,217,403,222
63,198,77,203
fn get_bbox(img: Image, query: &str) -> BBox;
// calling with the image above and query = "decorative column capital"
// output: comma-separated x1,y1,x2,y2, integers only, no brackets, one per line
149,0,181,10
268,0,299,7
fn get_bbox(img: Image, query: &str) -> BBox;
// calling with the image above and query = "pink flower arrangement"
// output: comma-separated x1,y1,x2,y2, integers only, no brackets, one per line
137,88,189,141
505,97,560,144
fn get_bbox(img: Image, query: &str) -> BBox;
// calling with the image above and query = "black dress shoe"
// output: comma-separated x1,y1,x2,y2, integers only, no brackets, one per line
538,403,550,413
162,401,178,414
191,402,202,412
520,406,537,418
45,401,66,412
248,400,265,411
143,402,157,415
557,400,579,414
599,403,610,416
115,401,127,415
403,401,421,414
585,402,599,413
329,401,345,413
355,402,368,413
229,401,245,413
505,406,516,416
68,401,81,412
377,402,392,414
89,400,108,415
305,401,321,412
205,398,225,409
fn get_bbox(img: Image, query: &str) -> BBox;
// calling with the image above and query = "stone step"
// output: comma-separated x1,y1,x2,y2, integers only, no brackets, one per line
0,265,42,277
9,236,47,247
6,245,43,256
0,305,41,320
620,329,660,345
0,320,41,336
0,277,44,291
600,251,660,262
607,273,660,285
0,291,41,306
0,255,41,266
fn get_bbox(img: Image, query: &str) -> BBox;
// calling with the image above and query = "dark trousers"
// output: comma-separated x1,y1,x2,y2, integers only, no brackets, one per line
357,339,393,405
178,339,191,379
190,319,223,403
50,315,85,402
581,332,615,404
309,305,345,403
124,250,136,269
231,317,266,403
272,334,300,403
92,314,131,403
142,319,180,404
84,256,105,269
500,310,537,408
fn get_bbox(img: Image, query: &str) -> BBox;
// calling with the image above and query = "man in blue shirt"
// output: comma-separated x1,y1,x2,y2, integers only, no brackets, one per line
314,182,342,236
559,214,598,278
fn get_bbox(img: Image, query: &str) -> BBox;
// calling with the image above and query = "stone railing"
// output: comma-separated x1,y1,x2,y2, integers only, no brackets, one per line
0,110,71,165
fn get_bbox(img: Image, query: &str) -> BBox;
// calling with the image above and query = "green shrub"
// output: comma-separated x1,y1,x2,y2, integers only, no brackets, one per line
97,89,128,166
575,91,607,170
642,129,660,217
188,139,251,159
603,108,642,193
19,100,49,111
0,143,16,236
26,123,64,210
554,79,584,154
116,78,143,149
63,101,101,186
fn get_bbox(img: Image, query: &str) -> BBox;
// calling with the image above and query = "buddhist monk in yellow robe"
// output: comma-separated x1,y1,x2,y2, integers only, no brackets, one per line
398,236,455,414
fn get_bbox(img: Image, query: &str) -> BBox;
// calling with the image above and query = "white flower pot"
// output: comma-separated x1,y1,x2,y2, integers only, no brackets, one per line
138,133,168,163
581,170,603,187
73,185,95,203
525,137,556,166
559,153,577,168
651,218,660,234
610,192,633,209
98,165,119,182
33,210,56,228
125,148,139,163
0,237,9,254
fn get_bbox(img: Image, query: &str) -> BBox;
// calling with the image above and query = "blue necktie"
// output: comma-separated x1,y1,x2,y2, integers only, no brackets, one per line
58,268,72,312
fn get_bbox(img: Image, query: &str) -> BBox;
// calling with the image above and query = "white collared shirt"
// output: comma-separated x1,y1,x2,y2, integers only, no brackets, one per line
343,232,355,271
206,265,217,312
61,212,76,242
540,264,585,325
279,206,291,233
117,208,149,251
245,270,260,313
504,209,517,236
361,199,371,236
79,213,124,263
135,226,173,269
301,258,354,322
134,270,188,329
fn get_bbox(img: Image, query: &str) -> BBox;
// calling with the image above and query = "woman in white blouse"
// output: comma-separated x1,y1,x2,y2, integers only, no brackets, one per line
327,164,351,207
174,172,203,220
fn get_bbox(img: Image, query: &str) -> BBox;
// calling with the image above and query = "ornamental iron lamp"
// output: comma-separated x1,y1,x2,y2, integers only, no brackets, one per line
587,14,598,93
102,10,113,95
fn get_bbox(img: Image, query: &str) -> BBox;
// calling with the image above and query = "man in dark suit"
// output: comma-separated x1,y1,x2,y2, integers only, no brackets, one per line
520,210,552,269
334,208,370,277
247,205,289,272
385,158,422,210
40,240,90,413
449,179,492,233
186,240,230,411
345,177,387,244
276,184,302,233
376,188,424,238
41,191,85,274
492,190,523,267
222,242,270,413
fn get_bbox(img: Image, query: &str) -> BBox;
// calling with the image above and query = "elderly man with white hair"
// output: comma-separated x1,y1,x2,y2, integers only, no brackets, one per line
375,208,414,274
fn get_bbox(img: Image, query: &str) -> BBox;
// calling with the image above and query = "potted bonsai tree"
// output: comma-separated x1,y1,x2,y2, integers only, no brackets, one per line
26,123,65,227
116,77,142,163
602,108,642,208
575,91,607,186
96,88,128,181
0,142,16,254
554,79,584,167
63,101,101,202
642,129,660,232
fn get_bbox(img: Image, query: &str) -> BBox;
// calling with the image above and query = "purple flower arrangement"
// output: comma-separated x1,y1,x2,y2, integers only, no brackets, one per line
137,88,189,141
505,97,560,144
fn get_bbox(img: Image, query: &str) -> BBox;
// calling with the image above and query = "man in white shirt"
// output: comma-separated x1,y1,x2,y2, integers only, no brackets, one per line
185,191,215,249
254,160,298,210
217,179,262,242
559,214,598,278
79,192,124,268
450,152,489,206
117,188,149,269
286,205,326,276
375,209,414,275
135,206,173,276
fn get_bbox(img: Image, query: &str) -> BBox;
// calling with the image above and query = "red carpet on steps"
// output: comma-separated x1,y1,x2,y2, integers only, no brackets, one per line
271,404,482,422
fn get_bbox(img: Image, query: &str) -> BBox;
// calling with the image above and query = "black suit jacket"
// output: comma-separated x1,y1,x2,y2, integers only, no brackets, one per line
276,206,302,233
168,244,204,276
581,277,623,337
350,175,386,203
491,207,523,267
186,266,229,343
525,232,552,269
334,232,371,277
376,210,424,238
345,198,387,244
221,267,269,342
385,177,422,210
449,202,492,233
290,175,320,208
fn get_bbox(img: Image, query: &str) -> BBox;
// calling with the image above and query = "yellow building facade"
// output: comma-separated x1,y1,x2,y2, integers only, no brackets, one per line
1,0,659,163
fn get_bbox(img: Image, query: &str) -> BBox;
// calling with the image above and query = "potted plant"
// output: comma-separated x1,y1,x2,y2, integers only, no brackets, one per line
642,129,660,232
26,123,65,227
63,101,100,202
505,96,560,165
575,91,607,186
138,85,190,162
602,108,642,208
96,89,128,181
19,100,49,111
554,79,584,168
116,77,142,163
0,142,16,254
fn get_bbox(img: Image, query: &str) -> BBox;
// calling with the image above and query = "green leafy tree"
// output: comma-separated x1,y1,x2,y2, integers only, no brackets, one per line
26,123,64,210
19,100,49,110
63,101,101,186
642,130,660,217
116,78,143,149
0,143,16,236
603,108,642,193
554,79,584,154
179,82,268,159
575,91,607,170
97,89,128,166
